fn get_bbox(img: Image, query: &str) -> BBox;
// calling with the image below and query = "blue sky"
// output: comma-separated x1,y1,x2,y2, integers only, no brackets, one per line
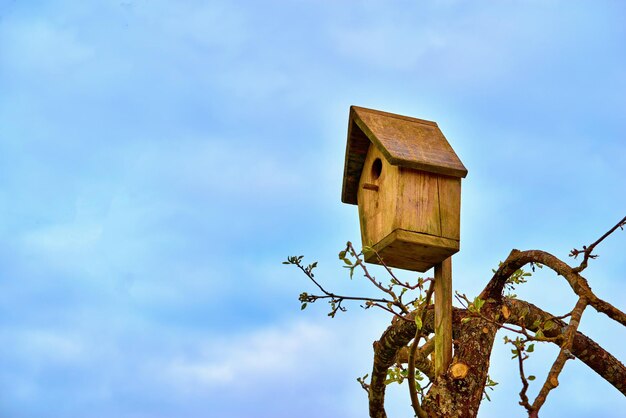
0,1,624,417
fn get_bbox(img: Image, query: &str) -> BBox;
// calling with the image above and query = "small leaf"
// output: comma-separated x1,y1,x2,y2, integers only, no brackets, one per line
544,320,556,331
415,316,423,330
473,297,486,311
301,303,307,310
527,344,535,353
528,375,536,381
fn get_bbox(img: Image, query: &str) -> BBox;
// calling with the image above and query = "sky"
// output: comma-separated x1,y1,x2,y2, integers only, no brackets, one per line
0,0,625,417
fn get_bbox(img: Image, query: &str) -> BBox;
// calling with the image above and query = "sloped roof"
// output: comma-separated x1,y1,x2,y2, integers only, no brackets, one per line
341,106,468,205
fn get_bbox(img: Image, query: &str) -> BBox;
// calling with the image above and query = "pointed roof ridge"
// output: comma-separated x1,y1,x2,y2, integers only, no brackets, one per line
342,106,467,205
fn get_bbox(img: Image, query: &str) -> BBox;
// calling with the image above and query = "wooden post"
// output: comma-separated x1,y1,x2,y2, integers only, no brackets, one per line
434,257,453,377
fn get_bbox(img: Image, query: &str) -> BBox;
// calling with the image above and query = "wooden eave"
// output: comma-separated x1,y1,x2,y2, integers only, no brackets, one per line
341,106,468,205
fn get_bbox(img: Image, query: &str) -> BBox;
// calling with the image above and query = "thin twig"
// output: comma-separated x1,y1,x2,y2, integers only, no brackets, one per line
531,296,588,414
408,280,435,418
516,344,532,413
570,215,626,273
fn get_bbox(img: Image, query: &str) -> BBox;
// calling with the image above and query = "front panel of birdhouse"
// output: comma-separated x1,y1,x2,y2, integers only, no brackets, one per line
357,143,461,272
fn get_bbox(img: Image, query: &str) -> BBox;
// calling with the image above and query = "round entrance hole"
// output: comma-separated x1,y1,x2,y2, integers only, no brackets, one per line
371,158,383,180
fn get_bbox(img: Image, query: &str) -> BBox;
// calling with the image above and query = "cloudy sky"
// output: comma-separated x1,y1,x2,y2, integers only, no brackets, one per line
0,1,624,417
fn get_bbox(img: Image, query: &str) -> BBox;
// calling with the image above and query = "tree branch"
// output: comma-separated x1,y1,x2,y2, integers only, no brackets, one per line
481,249,626,326
570,215,626,273
530,296,587,415
408,280,435,418
505,298,626,396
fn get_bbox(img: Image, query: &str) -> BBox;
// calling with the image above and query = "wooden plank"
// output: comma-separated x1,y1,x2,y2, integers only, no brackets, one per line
395,168,441,237
357,144,398,247
438,176,461,240
434,257,453,377
342,119,371,204
363,229,459,272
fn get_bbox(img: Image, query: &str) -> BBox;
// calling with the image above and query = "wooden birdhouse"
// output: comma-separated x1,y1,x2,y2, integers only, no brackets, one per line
341,106,468,272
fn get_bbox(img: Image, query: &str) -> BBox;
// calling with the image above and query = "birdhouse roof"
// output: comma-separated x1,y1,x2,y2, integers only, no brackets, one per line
341,106,468,205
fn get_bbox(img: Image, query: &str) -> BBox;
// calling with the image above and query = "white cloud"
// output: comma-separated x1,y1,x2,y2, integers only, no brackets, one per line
331,23,445,71
164,320,330,391
22,221,103,257
18,329,85,363
131,137,305,199
132,0,249,52
0,18,94,77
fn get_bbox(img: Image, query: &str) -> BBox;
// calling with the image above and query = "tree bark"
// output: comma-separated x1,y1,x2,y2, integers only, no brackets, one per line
368,300,626,417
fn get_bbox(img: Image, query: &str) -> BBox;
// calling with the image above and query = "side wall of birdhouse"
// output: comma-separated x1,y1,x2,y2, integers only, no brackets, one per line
437,176,461,241
357,144,398,247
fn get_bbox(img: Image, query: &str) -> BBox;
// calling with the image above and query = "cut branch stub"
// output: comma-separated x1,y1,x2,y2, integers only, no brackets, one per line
450,362,469,380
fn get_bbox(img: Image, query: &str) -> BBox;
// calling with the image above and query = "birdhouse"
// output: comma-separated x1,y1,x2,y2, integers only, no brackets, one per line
341,106,468,272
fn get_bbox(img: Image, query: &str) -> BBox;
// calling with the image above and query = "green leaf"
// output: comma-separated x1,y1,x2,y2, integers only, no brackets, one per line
528,375,536,381
473,297,485,312
301,303,307,310
415,315,423,330
527,344,535,353
543,320,556,331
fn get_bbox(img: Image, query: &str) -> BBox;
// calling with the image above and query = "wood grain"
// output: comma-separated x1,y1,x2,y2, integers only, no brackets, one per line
357,144,398,247
395,168,441,237
363,229,459,273
434,258,453,377
437,176,461,240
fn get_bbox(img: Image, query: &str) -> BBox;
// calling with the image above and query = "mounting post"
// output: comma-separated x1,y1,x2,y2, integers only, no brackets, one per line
434,257,453,377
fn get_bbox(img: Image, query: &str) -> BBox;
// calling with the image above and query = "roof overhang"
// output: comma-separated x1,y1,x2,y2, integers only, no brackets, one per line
341,106,468,205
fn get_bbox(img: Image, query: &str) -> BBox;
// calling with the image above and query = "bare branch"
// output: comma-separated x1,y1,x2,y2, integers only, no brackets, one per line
514,341,532,414
570,215,626,273
505,298,626,396
408,280,435,418
396,338,435,380
531,296,587,414
288,257,410,319
481,249,626,326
